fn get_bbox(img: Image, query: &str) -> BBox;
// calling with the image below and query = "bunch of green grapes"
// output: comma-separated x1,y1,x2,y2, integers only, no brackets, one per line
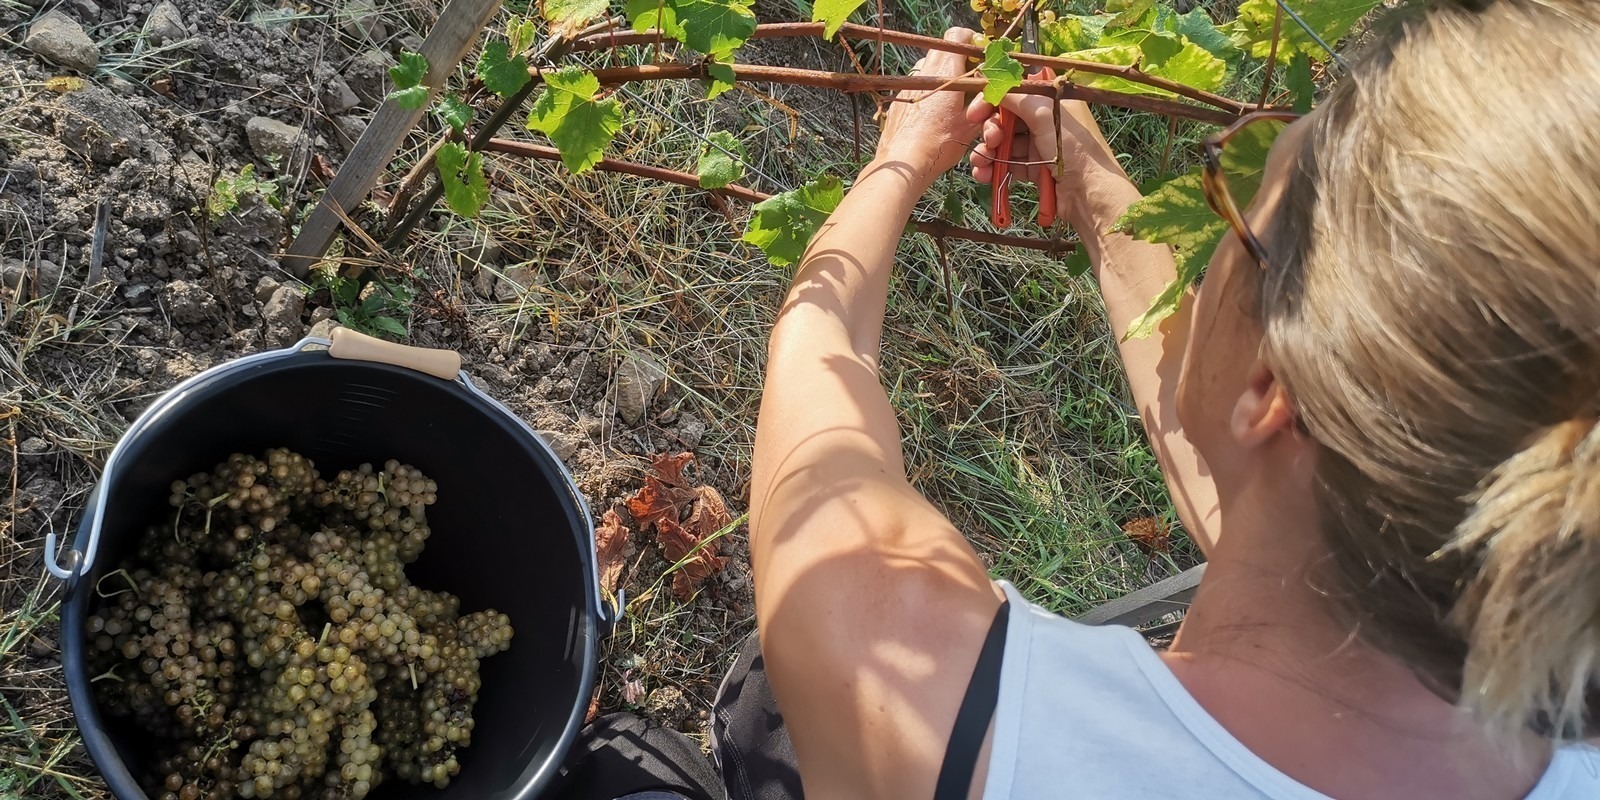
968,0,1059,44
87,449,513,800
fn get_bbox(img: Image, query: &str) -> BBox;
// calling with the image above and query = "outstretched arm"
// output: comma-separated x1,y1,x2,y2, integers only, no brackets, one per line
972,97,1221,552
749,30,1003,800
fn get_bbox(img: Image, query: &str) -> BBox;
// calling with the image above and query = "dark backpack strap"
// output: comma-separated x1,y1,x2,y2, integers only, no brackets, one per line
932,600,1011,800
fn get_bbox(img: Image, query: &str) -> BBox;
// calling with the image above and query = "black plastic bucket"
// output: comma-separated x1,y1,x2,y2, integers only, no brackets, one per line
47,331,610,800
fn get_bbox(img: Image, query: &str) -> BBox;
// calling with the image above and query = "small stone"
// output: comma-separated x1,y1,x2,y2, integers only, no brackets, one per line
676,412,707,450
1,259,26,291
245,116,303,168
160,279,215,324
308,305,335,325
69,0,101,21
24,11,99,73
307,317,339,340
261,285,306,347
535,430,582,463
333,115,367,152
144,1,187,46
493,266,538,303
643,686,684,719
340,0,388,44
54,85,143,164
254,276,282,303
18,437,50,456
613,352,667,426
343,49,394,104
397,34,423,54
321,75,360,114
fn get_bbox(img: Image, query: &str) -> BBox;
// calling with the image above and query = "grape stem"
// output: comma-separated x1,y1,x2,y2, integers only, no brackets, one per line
95,568,138,598
480,139,1076,255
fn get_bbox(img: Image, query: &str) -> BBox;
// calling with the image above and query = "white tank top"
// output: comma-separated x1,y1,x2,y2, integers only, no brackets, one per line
982,582,1600,799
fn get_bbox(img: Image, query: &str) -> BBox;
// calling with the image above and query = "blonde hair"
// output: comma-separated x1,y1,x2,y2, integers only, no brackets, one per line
1257,0,1600,742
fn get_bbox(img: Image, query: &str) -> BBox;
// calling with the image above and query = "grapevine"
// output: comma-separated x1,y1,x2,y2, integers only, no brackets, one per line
86,449,512,800
338,0,1376,336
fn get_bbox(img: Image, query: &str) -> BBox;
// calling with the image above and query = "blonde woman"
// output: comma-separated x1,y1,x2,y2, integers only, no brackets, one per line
728,1,1600,799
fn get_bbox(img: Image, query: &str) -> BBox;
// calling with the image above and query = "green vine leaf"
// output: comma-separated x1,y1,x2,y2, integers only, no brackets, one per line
678,0,758,60
742,175,843,266
527,67,625,174
1116,118,1284,339
434,95,473,134
436,142,489,217
980,38,1024,107
476,40,531,98
1287,51,1315,112
1232,0,1380,64
696,131,745,188
387,51,431,109
1169,8,1240,63
811,0,866,39
543,0,610,37
706,60,736,99
626,0,684,38
625,0,755,59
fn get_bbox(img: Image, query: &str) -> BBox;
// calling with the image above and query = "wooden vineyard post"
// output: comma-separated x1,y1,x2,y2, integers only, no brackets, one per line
283,0,504,277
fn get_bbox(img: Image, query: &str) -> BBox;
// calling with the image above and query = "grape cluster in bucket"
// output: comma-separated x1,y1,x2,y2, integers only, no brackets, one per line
86,449,512,800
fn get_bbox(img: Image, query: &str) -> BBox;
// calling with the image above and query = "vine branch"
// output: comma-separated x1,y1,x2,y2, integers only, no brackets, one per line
582,64,1239,126
572,22,1254,116
481,139,1073,255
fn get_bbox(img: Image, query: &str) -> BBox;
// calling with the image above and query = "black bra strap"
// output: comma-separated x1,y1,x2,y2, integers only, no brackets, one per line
932,600,1011,800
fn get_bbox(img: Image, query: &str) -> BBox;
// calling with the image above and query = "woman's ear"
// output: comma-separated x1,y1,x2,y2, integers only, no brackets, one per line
1230,361,1300,449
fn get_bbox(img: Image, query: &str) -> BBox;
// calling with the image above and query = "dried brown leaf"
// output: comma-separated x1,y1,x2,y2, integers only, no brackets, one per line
658,516,726,602
1122,516,1170,557
625,479,696,531
595,508,634,597
650,451,696,488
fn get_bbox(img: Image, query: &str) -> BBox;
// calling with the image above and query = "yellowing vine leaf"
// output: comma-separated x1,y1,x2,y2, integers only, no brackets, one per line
527,67,624,174
696,131,745,189
1088,28,1227,95
1117,118,1284,339
1232,0,1379,64
1105,0,1156,29
1039,15,1108,56
980,38,1024,107
706,59,736,99
543,0,610,38
742,175,843,266
812,0,866,39
436,142,489,217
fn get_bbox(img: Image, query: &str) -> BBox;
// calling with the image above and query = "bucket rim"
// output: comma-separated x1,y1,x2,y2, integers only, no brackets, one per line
45,335,612,627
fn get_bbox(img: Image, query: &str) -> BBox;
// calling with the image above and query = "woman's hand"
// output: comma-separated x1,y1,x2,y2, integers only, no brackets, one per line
969,93,1130,229
872,27,988,189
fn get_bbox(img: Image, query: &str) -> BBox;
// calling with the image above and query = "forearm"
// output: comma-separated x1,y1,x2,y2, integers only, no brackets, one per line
1070,169,1221,549
751,160,926,534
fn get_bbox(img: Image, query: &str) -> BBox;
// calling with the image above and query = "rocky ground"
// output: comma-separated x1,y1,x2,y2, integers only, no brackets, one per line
0,0,1181,795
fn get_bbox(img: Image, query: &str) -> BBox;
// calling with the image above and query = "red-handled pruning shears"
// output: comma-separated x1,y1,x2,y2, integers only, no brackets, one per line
990,7,1057,230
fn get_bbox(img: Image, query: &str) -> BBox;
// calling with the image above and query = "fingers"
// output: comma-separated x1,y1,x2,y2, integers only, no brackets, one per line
943,26,975,43
998,93,1060,170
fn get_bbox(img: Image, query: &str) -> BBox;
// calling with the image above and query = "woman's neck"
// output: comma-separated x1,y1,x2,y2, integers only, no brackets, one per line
1164,482,1549,800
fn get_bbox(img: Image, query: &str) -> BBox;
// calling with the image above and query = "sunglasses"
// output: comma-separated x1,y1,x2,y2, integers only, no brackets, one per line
1200,110,1302,269
1199,1,1347,268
